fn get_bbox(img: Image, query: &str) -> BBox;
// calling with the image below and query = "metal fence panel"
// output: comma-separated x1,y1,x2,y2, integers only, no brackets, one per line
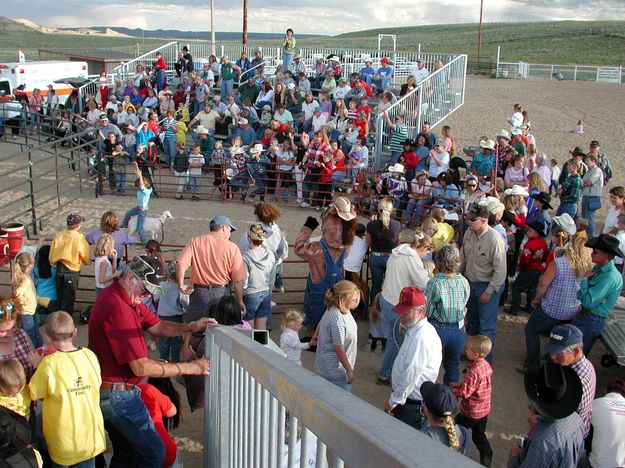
204,325,478,468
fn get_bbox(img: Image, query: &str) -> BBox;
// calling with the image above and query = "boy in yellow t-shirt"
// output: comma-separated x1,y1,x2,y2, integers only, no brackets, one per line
0,359,31,420
29,311,106,467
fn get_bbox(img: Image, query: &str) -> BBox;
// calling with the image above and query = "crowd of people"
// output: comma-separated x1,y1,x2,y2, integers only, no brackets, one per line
1,38,624,468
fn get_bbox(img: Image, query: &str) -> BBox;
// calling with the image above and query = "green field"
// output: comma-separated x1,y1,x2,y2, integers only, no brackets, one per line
1,19,624,67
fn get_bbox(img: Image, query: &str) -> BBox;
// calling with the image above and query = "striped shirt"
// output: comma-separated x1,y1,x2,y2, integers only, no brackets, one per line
389,124,408,153
164,118,178,138
314,306,358,381
453,358,492,419
541,256,581,320
425,273,470,323
571,355,596,438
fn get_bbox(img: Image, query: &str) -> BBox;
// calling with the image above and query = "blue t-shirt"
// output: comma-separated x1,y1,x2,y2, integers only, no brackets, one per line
33,265,57,301
137,186,153,209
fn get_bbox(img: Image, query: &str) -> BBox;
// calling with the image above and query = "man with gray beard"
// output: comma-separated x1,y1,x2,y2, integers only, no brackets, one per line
384,286,442,430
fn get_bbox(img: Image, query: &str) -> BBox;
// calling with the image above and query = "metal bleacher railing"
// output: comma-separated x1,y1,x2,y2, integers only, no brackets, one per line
203,324,478,468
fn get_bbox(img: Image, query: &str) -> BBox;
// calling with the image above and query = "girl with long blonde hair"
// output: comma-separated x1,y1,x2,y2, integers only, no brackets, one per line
12,252,41,347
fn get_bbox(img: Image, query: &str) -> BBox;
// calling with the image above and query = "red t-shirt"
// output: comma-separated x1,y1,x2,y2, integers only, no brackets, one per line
155,57,167,71
356,104,372,119
138,384,177,468
88,281,160,384
398,150,417,171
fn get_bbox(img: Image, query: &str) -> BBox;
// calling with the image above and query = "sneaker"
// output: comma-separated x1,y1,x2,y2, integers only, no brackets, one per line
301,202,310,207
375,376,391,386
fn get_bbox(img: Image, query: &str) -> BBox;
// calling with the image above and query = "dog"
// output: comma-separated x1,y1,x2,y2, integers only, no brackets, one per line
127,210,173,240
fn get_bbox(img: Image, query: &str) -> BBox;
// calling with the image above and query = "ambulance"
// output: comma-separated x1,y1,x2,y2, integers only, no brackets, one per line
0,60,89,99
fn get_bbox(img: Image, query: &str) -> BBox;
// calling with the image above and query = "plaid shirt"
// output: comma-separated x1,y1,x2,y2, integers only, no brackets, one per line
453,358,492,419
560,174,582,203
304,142,331,169
425,273,470,323
570,356,596,438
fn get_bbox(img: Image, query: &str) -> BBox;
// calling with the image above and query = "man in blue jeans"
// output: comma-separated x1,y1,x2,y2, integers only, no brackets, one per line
89,255,213,467
460,206,506,363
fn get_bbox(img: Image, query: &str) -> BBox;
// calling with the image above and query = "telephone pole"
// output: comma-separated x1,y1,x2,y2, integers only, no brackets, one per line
476,0,484,74
242,0,248,48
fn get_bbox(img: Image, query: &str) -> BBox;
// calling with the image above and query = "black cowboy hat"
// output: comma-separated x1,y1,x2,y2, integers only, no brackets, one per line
403,138,416,147
530,191,552,210
585,234,625,258
569,146,586,158
524,362,583,420
526,220,547,237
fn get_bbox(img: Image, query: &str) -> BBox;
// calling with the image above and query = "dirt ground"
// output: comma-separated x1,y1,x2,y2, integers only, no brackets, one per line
3,74,625,467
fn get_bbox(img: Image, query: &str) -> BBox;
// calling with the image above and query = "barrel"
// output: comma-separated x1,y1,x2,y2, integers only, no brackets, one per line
2,223,25,259
0,230,8,267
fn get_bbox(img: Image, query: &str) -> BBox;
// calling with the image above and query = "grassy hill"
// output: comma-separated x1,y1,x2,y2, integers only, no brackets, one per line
0,17,623,67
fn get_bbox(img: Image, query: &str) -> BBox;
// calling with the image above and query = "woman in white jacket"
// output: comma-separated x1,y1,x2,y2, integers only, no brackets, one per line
376,229,433,386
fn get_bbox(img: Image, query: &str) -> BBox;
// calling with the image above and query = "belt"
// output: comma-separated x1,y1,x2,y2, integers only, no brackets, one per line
100,382,136,392
405,398,423,405
194,283,229,289
370,252,391,257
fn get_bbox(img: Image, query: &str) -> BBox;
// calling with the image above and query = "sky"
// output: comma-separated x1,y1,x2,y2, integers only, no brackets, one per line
5,0,625,34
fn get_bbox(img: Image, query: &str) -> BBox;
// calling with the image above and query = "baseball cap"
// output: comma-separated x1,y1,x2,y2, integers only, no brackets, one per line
126,255,165,294
66,213,85,226
589,140,600,147
392,286,426,314
210,216,237,231
544,324,584,355
420,382,459,417
466,205,489,220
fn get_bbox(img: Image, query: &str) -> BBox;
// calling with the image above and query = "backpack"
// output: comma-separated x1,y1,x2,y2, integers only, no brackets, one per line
172,151,190,173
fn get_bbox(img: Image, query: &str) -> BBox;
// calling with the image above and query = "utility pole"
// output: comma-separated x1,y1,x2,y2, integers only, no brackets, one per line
476,0,484,74
242,0,248,48
211,0,216,52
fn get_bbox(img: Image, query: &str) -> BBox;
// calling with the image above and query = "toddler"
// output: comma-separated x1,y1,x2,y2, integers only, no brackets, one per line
94,233,121,296
29,311,106,467
368,293,388,353
156,262,189,362
280,310,313,365
451,335,493,467
0,360,31,420
575,217,589,239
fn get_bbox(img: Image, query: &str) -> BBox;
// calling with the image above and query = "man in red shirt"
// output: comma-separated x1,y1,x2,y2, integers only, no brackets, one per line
89,255,213,467
155,51,168,92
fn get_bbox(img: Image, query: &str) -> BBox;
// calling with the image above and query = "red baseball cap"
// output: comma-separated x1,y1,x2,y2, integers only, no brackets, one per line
392,286,426,314
381,57,390,64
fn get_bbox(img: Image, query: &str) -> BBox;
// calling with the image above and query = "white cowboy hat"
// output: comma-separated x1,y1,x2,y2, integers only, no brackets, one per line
479,139,496,151
196,126,209,135
250,143,265,154
496,129,510,139
552,213,576,236
238,118,249,125
329,55,340,62
328,197,357,221
511,128,523,136
504,185,529,197
388,163,405,174
230,147,245,155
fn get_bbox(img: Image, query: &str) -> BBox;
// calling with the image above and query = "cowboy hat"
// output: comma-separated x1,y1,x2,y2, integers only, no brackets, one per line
230,147,245,155
388,163,405,174
329,55,340,62
511,128,523,136
479,139,496,151
250,143,265,154
569,147,586,158
526,220,547,237
195,125,208,134
530,191,553,210
126,255,166,295
504,185,529,197
328,197,357,221
403,138,416,147
552,213,576,236
524,361,583,420
585,234,625,258
496,129,510,140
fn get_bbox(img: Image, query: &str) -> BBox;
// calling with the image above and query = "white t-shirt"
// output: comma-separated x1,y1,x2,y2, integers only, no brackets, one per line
95,256,112,289
428,151,450,178
344,236,368,273
551,166,561,182
279,328,309,365
411,66,430,84
534,165,552,189
615,231,625,265
508,111,523,132
589,392,625,467
333,85,351,100
188,153,204,176
603,205,621,234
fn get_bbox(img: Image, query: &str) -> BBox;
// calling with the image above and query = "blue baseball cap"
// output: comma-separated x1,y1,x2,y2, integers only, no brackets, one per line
210,216,237,231
420,382,458,417
544,324,584,355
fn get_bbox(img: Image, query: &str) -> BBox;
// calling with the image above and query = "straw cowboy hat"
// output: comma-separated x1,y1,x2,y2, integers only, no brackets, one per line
328,197,357,221
504,185,529,197
479,139,496,151
524,362,582,420
496,129,510,140
195,125,209,135
388,163,405,174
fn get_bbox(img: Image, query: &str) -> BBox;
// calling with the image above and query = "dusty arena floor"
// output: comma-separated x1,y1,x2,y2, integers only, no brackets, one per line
3,74,625,466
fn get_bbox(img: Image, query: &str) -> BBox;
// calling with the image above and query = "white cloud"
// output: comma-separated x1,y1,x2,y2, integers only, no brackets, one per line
4,0,625,33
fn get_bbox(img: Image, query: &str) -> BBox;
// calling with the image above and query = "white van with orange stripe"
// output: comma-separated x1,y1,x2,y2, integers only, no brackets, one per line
0,60,88,99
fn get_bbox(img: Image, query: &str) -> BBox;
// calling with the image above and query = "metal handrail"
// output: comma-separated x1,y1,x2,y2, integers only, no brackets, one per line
372,54,467,169
238,60,267,85
204,325,478,467
77,77,99,115
111,41,179,77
